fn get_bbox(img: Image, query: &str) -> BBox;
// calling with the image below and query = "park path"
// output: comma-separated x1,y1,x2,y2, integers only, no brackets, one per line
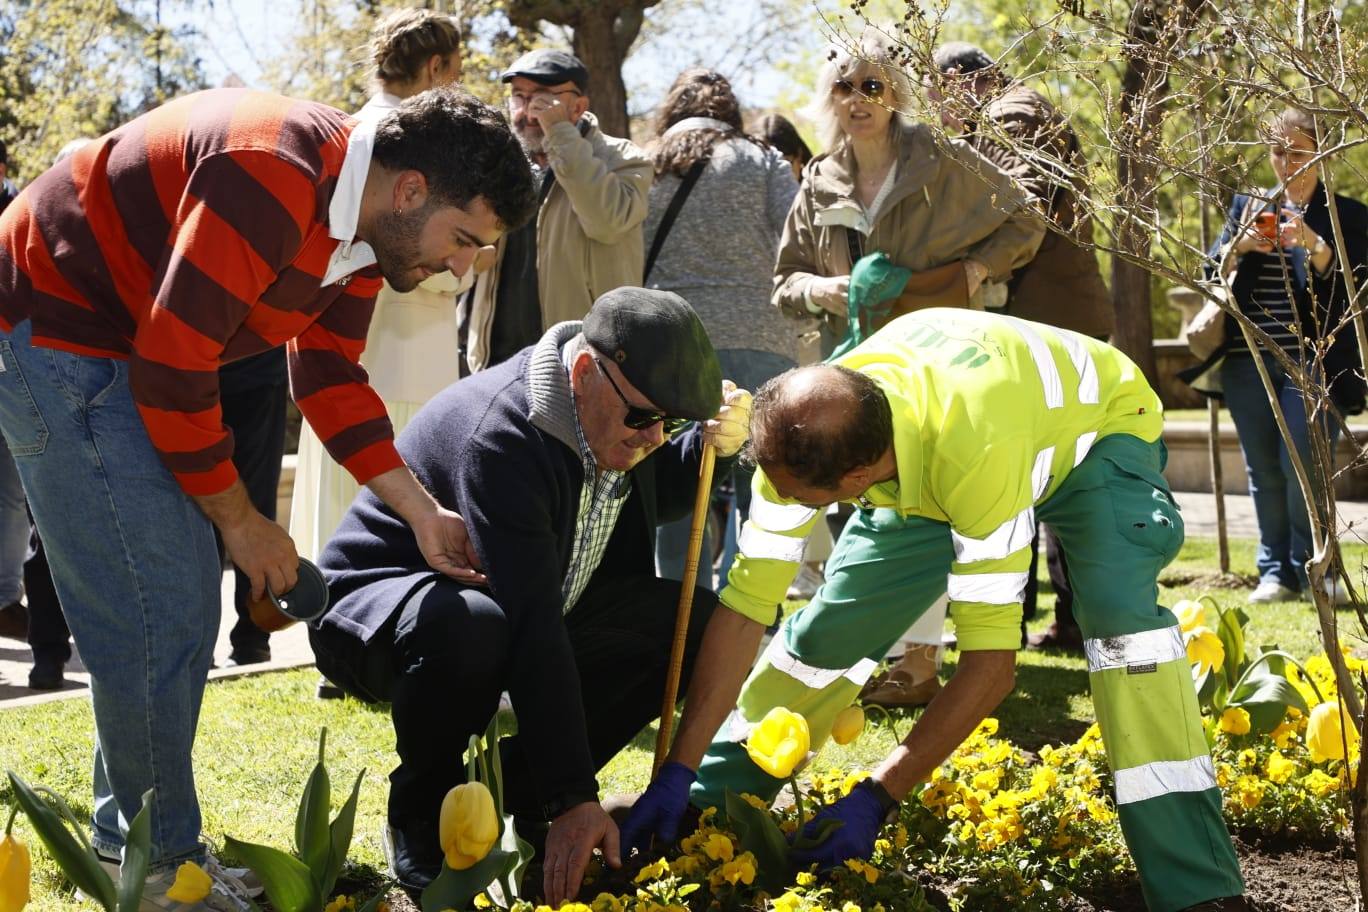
4,490,1368,709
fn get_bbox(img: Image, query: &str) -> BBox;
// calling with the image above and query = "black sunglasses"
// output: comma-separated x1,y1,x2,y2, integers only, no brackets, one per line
832,77,888,100
594,358,690,434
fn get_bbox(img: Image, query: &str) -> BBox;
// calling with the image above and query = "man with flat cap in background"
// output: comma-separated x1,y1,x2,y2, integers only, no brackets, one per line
459,49,653,374
311,288,753,904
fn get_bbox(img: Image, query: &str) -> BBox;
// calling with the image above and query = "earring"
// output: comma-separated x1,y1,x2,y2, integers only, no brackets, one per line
393,207,403,217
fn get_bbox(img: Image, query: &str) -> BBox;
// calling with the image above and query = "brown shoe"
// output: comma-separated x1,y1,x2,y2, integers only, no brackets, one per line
1026,622,1084,652
861,669,943,708
0,601,28,640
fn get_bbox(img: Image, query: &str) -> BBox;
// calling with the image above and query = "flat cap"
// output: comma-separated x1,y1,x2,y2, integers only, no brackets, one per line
583,288,721,421
501,49,589,92
933,42,997,75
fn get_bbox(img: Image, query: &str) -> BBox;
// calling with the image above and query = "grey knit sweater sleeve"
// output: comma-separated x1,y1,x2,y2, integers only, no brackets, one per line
643,138,805,362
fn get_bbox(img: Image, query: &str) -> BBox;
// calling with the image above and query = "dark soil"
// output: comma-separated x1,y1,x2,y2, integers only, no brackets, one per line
370,833,1359,911
1159,569,1259,590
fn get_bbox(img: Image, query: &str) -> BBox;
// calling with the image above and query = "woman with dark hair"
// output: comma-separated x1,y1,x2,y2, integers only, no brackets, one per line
1189,107,1367,605
644,68,802,587
757,113,813,180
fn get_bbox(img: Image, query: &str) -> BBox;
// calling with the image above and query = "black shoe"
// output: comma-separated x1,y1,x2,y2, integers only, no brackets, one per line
316,676,347,700
0,601,28,639
226,646,272,667
27,660,65,691
382,820,442,894
1181,897,1251,912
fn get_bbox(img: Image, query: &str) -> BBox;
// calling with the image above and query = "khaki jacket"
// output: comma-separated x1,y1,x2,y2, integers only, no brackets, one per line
464,112,652,372
970,84,1113,337
774,120,1044,321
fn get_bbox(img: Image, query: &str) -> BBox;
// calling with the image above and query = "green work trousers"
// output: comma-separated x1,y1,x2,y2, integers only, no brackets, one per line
692,434,1243,911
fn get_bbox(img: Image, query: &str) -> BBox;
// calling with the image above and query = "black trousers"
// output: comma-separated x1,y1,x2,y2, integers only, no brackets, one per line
313,572,716,834
1021,522,1078,630
217,379,288,656
25,531,68,666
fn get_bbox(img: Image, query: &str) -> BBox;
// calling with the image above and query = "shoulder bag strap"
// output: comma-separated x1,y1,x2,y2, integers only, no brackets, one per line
644,157,709,283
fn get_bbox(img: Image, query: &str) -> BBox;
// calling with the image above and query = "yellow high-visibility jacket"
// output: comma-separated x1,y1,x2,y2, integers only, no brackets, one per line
722,308,1163,651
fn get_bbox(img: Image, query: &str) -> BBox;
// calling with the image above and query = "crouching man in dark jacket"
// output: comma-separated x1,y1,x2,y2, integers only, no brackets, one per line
310,287,754,904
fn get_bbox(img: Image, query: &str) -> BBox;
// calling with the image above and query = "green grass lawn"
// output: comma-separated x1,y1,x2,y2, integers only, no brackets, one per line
2,534,1364,908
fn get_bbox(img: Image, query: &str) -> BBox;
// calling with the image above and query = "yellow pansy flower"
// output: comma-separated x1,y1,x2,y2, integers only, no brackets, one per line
773,891,803,912
1303,768,1339,797
591,894,624,912
633,858,671,884
745,708,810,779
165,862,212,903
718,852,756,886
1219,707,1251,735
1266,752,1296,784
702,833,733,862
439,782,499,870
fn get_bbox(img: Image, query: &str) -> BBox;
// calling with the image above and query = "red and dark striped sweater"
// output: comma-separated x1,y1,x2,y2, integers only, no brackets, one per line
0,88,402,495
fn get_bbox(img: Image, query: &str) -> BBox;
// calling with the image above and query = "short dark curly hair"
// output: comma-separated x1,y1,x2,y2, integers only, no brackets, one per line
748,365,894,489
372,87,536,231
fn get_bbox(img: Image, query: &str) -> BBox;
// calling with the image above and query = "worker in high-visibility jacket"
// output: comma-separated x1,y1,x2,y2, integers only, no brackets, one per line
621,308,1245,912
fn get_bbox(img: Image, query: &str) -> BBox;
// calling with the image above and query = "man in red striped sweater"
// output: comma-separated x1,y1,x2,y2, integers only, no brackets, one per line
0,86,534,908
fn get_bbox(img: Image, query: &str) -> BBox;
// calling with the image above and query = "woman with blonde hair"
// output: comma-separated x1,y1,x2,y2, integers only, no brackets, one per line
774,30,1043,708
291,8,470,570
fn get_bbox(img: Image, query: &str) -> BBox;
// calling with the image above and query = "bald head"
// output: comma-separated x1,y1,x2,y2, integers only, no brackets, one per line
750,364,894,489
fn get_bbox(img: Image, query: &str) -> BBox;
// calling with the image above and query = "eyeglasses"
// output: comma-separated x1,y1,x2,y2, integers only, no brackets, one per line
594,358,690,434
507,89,583,111
832,78,888,101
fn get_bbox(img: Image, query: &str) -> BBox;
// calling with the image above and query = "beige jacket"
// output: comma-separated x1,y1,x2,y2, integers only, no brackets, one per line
464,112,652,372
774,120,1044,320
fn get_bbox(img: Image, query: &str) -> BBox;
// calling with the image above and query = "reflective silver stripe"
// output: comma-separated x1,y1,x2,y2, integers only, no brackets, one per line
1005,317,1063,408
946,571,1029,605
737,523,807,562
1084,625,1185,673
1074,431,1098,467
721,708,755,743
748,498,818,533
952,507,1035,563
1114,755,1217,805
1052,328,1100,404
1031,446,1055,501
764,637,880,690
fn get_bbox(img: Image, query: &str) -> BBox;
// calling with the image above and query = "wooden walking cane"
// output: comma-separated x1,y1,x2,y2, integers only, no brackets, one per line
653,442,718,777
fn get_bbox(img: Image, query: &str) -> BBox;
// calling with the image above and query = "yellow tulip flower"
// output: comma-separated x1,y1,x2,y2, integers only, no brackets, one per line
0,832,30,912
1308,700,1360,763
1171,599,1205,633
1218,707,1251,736
438,782,499,871
830,705,865,745
1186,626,1225,676
744,707,810,779
165,862,212,903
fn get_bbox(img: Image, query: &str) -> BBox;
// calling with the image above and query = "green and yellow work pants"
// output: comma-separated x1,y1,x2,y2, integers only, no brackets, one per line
692,435,1243,911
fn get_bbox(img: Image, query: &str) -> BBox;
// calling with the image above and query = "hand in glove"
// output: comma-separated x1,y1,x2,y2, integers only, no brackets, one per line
619,761,698,857
703,380,753,457
789,779,896,870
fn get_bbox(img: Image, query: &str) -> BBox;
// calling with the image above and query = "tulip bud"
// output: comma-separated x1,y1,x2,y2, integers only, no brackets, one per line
744,707,811,779
439,782,499,870
1186,626,1225,677
165,862,212,903
1171,599,1205,633
830,705,866,746
1308,700,1360,763
0,832,30,912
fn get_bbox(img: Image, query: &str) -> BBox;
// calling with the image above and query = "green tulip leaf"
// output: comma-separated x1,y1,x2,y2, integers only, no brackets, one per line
115,790,154,912
1217,607,1247,683
1195,666,1215,710
320,768,365,898
421,847,515,912
296,729,333,876
485,715,507,822
497,812,534,899
223,835,322,912
1229,672,1309,734
356,887,392,912
723,790,791,894
6,771,116,910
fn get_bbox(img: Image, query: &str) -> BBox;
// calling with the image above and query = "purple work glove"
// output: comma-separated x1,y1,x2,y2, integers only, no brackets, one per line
789,779,896,869
620,761,698,856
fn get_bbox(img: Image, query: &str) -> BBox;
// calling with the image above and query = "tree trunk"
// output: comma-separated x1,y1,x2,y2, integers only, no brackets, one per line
570,6,631,138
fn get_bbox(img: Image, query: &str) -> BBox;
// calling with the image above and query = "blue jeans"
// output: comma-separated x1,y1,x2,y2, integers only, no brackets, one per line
0,435,31,604
0,321,220,871
1220,351,1337,590
656,349,795,588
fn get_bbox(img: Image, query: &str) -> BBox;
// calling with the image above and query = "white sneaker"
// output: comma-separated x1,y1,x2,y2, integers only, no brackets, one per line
98,852,263,900
1249,580,1299,604
786,562,825,600
140,861,254,911
1322,577,1353,607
